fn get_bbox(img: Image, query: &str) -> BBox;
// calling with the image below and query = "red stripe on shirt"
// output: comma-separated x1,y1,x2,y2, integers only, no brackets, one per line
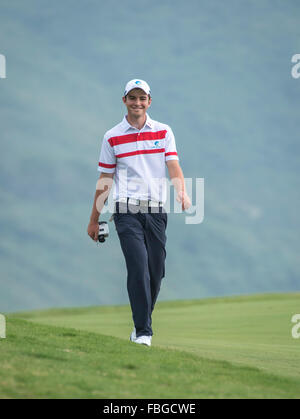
116,148,165,159
165,152,178,157
108,130,167,147
98,162,116,168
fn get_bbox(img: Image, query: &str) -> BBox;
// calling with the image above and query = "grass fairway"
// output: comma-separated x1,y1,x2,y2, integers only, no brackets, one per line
2,292,300,398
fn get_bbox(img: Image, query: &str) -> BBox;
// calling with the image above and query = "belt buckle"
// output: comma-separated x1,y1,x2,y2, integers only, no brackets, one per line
139,199,148,207
149,200,159,207
128,198,139,206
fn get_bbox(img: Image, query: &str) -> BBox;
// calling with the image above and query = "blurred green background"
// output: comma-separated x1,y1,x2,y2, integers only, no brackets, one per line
0,0,299,312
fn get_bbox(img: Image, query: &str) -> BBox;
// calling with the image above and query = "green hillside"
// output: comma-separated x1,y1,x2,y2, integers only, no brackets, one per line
3,292,299,398
2,318,299,399
0,0,300,312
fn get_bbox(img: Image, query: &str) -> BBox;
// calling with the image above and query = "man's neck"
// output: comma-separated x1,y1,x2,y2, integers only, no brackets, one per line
126,113,147,131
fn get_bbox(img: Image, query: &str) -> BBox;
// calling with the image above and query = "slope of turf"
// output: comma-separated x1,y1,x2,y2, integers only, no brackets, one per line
1,317,300,399
11,292,300,382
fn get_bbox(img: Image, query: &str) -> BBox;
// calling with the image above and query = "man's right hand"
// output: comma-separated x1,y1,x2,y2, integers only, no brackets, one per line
87,221,99,242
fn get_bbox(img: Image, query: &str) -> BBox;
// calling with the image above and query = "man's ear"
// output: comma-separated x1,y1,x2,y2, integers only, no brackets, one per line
122,96,126,104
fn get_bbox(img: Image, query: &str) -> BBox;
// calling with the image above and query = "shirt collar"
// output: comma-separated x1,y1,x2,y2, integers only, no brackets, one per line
121,113,154,132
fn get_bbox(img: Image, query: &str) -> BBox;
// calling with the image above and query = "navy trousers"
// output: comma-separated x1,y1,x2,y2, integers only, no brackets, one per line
113,202,167,337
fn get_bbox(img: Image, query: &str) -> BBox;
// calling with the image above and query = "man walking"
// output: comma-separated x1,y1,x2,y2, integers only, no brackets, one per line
87,79,191,346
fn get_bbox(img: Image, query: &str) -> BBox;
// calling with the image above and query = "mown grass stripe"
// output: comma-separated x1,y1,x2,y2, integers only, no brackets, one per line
0,318,300,399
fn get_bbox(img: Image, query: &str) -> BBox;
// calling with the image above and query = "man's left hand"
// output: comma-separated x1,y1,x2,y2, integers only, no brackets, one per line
176,191,192,211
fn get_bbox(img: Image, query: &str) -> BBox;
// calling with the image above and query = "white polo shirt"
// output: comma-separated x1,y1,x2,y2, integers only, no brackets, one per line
97,113,179,203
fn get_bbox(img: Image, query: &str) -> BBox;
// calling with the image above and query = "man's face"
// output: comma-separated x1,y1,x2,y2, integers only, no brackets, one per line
122,88,151,117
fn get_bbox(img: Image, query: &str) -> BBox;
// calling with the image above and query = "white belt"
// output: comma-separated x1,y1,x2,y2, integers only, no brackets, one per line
116,197,163,207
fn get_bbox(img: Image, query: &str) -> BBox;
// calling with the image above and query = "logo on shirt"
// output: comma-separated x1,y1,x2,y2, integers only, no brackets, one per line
150,140,161,149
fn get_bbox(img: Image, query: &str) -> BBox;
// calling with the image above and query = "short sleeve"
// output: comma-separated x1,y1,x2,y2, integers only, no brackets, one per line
165,126,179,162
97,133,117,173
